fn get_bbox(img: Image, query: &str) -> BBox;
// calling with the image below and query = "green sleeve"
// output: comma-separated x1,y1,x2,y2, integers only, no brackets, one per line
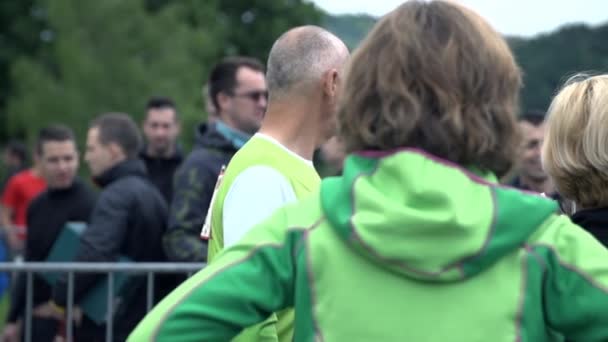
233,314,279,342
128,215,303,342
531,215,608,341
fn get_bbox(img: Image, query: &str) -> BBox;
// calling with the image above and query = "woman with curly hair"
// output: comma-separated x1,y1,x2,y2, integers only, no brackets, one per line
131,2,608,341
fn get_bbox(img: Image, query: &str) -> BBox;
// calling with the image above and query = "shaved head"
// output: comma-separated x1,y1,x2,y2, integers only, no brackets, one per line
266,25,349,99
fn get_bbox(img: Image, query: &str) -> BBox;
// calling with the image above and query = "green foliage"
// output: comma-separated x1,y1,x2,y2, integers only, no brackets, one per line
512,23,608,113
323,13,376,50
7,0,213,151
323,15,608,115
2,0,608,155
0,0,46,141
4,0,323,152
147,0,323,62
217,0,323,61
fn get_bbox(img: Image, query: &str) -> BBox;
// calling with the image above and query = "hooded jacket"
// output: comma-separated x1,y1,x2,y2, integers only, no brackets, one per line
164,123,240,262
130,149,608,342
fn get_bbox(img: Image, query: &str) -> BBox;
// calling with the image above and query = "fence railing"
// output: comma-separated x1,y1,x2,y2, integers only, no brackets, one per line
0,262,206,342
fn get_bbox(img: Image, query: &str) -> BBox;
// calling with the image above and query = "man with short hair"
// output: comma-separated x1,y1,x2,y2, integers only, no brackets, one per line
49,113,168,341
140,96,183,203
511,110,555,195
2,125,97,342
164,56,267,262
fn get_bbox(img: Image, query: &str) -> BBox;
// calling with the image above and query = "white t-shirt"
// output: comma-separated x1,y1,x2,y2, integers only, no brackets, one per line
222,134,314,247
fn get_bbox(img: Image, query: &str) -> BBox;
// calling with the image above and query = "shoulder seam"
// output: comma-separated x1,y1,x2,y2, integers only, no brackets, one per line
530,243,608,294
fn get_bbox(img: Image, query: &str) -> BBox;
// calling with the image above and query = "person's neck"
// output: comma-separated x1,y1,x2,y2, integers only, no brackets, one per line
49,181,77,194
520,175,553,194
258,99,322,161
146,144,176,159
218,115,249,136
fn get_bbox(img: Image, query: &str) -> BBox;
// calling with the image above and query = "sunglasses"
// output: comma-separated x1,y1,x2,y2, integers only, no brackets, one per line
231,90,268,102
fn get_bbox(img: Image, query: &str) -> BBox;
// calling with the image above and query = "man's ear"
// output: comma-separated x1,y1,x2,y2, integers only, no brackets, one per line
323,69,339,98
216,92,231,112
108,142,125,160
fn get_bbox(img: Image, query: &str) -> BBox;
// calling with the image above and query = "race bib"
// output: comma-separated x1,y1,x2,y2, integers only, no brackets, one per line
200,165,226,240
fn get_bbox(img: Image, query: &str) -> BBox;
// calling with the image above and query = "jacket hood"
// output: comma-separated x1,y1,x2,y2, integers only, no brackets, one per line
320,148,557,282
194,123,238,153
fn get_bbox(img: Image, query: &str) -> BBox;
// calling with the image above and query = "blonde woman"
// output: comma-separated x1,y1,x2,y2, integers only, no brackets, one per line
131,2,608,341
543,74,608,245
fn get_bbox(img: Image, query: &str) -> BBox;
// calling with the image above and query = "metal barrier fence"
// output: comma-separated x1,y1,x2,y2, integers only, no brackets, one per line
0,262,206,342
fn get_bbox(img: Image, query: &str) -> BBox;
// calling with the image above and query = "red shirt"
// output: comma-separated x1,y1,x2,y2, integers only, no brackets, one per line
1,169,46,239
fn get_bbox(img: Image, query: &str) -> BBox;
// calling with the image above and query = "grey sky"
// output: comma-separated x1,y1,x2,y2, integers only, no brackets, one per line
310,0,608,37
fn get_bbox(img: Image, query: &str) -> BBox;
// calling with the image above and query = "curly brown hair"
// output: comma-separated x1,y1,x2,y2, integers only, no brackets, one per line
337,0,522,177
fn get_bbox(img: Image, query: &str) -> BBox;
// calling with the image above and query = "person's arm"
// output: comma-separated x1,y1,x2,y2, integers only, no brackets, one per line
223,166,296,247
52,188,129,306
530,215,608,340
0,206,12,231
128,207,302,342
0,206,20,252
1,179,20,251
6,274,25,324
6,202,40,323
163,158,216,262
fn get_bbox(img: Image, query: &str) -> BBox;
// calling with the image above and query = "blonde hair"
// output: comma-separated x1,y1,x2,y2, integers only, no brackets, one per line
337,0,522,177
542,74,608,208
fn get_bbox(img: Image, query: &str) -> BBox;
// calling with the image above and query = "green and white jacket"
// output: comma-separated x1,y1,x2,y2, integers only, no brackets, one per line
130,149,608,342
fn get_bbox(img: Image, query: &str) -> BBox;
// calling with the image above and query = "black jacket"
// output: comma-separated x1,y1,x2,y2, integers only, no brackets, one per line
8,179,97,322
139,146,183,204
571,208,608,247
164,123,239,262
52,159,168,338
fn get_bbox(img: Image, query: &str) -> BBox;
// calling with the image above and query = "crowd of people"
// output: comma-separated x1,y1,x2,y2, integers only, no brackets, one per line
0,23,348,341
0,0,607,341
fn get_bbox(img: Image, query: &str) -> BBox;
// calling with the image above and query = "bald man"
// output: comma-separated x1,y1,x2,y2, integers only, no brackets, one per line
206,25,348,342
129,25,349,342
205,26,349,254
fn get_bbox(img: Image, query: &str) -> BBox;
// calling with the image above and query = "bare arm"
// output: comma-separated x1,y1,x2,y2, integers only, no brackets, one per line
1,205,13,229
0,206,20,252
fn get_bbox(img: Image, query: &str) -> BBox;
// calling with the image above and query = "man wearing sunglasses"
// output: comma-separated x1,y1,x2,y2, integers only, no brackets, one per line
163,56,267,263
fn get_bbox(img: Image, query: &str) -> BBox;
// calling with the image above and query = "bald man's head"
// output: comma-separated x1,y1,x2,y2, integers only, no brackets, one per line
266,26,349,100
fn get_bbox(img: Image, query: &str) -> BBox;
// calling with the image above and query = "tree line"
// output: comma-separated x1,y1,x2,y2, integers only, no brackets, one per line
325,14,608,115
1,1,607,150
0,0,321,149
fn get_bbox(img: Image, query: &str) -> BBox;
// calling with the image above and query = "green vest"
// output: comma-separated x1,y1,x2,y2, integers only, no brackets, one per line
206,134,320,342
